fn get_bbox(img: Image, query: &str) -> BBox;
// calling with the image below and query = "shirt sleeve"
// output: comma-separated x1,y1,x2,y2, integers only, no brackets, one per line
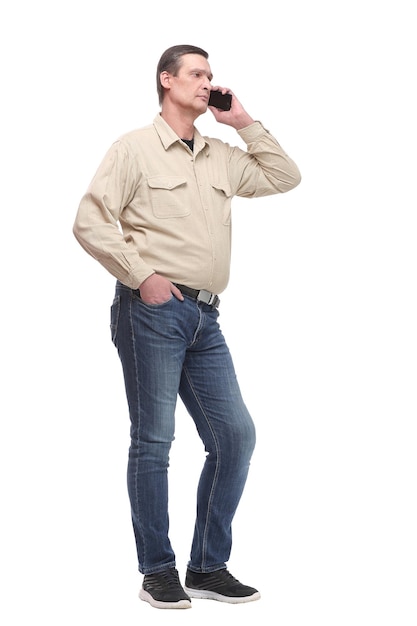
231,121,301,197
73,140,155,289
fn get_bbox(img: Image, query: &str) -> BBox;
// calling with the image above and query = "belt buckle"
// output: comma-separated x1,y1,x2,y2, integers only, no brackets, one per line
197,289,219,308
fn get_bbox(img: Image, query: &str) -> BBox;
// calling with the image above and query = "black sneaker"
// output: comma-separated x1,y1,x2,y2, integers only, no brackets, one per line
184,568,260,604
139,568,191,609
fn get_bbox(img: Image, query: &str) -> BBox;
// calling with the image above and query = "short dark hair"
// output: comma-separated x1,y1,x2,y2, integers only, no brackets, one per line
156,44,209,105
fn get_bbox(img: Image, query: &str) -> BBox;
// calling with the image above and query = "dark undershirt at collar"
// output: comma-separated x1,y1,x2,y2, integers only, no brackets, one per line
181,138,194,151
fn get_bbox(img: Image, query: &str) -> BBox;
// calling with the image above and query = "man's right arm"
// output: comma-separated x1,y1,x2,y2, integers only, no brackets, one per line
73,140,155,289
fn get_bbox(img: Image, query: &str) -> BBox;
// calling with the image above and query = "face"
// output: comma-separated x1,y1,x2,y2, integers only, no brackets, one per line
161,54,213,114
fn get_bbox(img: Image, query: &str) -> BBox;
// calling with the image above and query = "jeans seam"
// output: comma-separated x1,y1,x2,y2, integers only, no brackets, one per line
182,365,221,570
128,290,146,569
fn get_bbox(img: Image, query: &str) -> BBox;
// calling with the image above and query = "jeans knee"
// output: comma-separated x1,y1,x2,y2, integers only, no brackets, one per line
220,417,256,464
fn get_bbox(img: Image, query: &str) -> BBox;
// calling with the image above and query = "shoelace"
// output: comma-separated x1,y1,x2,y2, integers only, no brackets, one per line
202,569,242,590
145,569,181,591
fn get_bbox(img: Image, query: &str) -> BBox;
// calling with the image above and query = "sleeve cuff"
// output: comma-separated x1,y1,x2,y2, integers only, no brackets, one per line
237,121,269,143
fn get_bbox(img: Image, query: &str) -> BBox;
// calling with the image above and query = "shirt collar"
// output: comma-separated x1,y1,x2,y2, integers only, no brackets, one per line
153,114,209,155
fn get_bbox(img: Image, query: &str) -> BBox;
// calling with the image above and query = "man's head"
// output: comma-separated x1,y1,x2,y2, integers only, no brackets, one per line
156,44,210,106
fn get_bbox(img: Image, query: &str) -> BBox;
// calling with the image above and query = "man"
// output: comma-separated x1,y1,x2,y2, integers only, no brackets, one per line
73,44,301,610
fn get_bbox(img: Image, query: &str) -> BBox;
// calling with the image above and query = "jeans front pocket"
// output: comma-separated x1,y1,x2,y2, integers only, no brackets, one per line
110,295,121,345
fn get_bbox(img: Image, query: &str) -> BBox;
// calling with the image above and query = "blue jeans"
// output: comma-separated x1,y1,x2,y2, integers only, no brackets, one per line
110,281,256,575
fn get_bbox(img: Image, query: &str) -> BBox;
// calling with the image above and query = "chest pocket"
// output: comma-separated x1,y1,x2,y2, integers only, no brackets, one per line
210,180,232,225
147,176,190,218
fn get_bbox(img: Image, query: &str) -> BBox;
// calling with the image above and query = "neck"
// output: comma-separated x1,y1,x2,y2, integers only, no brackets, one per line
160,104,197,141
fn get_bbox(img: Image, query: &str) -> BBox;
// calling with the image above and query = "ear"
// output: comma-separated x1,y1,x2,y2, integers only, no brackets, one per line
160,71,172,91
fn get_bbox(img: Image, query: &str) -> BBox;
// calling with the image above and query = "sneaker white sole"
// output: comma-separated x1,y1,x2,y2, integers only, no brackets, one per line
184,587,261,604
139,588,192,609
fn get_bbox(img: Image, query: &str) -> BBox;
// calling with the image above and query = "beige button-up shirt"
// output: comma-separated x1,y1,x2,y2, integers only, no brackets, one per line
73,114,301,294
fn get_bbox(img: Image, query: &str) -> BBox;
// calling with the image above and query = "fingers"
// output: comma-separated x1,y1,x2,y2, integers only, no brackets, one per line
210,85,232,95
170,283,184,301
139,274,184,304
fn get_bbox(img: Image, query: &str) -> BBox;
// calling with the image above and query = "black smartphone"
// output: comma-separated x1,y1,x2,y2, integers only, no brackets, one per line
208,90,232,111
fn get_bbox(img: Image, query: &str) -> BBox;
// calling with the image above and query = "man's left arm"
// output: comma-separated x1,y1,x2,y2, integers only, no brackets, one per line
209,87,301,196
236,121,301,195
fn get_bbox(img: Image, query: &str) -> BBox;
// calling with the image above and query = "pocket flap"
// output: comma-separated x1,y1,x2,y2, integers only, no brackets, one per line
210,180,232,197
147,176,187,190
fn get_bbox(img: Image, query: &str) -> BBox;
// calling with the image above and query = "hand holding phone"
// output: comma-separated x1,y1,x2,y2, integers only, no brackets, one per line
208,90,232,111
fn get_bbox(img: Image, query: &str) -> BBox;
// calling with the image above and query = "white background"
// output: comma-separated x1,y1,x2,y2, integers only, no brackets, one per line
1,1,416,624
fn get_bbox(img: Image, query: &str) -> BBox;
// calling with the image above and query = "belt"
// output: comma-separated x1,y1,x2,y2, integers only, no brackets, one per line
174,284,220,309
